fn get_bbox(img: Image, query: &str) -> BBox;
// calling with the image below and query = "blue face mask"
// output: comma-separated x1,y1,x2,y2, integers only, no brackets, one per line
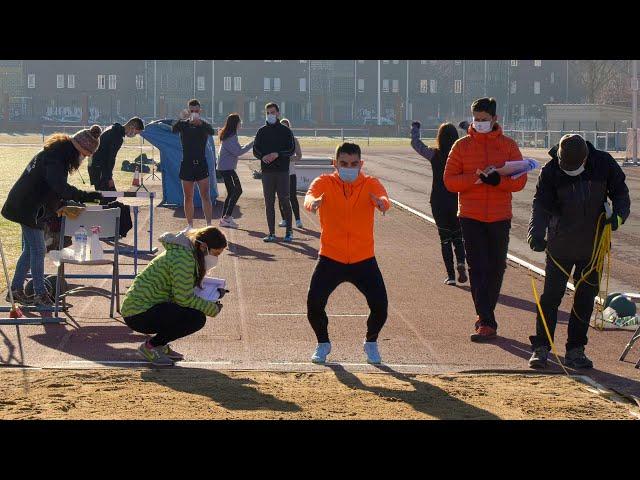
338,167,360,183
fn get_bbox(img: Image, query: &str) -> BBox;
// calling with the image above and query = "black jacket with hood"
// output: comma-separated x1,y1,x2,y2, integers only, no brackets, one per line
252,120,296,173
2,149,96,229
88,122,125,185
528,141,630,260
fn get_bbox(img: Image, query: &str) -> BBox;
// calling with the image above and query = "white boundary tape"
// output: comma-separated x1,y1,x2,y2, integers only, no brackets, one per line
98,191,154,198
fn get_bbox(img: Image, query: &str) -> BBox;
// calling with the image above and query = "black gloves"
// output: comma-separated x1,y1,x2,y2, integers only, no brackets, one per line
528,236,547,252
411,121,421,129
217,288,229,299
81,191,103,203
480,170,501,186
605,214,623,232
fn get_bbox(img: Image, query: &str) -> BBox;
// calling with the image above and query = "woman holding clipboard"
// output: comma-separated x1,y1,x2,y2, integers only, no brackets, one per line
121,226,227,365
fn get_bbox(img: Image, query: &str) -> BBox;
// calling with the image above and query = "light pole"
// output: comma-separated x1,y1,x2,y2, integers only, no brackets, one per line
484,59,488,96
632,59,638,163
211,60,215,123
153,60,157,118
193,60,196,99
377,60,381,126
406,60,409,121
565,60,569,103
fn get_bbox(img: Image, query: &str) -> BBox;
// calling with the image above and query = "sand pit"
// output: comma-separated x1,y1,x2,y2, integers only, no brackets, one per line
0,368,637,420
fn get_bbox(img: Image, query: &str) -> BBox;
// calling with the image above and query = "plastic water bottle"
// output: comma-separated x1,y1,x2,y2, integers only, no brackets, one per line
73,226,88,261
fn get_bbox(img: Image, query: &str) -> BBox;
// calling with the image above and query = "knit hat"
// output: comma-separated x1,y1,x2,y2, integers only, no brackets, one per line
71,125,102,156
557,134,588,170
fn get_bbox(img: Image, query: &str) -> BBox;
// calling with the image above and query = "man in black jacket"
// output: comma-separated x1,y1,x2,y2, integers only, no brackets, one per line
527,134,630,369
89,117,144,194
253,102,296,242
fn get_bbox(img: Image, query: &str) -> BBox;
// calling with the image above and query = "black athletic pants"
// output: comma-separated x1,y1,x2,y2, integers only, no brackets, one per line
279,174,300,223
431,201,465,278
124,302,206,347
459,218,511,330
220,169,242,218
529,256,597,351
307,256,388,343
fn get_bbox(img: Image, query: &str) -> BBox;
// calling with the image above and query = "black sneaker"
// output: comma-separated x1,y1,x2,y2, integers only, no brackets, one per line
528,346,549,369
564,346,593,369
457,263,468,284
5,289,29,305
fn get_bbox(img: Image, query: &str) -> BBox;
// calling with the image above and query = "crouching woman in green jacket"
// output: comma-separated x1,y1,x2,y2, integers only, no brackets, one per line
121,226,227,365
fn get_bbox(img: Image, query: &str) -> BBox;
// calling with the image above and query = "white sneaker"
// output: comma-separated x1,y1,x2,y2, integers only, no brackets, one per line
219,218,232,228
311,342,332,364
296,219,303,229
364,341,382,364
226,217,239,228
278,219,287,227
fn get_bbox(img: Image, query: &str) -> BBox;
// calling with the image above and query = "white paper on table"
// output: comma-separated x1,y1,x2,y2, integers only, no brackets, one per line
194,277,226,302
475,158,539,184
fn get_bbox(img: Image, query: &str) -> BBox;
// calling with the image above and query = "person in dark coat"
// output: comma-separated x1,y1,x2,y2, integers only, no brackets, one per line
527,134,631,369
411,121,468,285
1,126,104,306
88,117,144,194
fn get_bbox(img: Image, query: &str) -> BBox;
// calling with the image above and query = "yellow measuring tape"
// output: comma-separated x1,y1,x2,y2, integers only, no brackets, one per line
530,212,613,373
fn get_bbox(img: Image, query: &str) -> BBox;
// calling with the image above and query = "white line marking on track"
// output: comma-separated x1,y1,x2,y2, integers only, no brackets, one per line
257,313,368,317
65,360,233,365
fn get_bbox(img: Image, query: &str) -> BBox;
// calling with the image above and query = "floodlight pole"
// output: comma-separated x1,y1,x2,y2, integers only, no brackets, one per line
377,60,381,126
632,59,638,164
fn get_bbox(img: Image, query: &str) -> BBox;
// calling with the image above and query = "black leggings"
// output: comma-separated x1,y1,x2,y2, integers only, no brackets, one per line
307,256,388,343
220,169,243,218
124,302,206,347
431,201,465,278
279,174,300,222
459,218,511,329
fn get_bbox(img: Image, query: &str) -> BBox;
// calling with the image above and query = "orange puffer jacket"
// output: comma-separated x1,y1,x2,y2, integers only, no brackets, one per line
443,124,527,222
304,170,390,264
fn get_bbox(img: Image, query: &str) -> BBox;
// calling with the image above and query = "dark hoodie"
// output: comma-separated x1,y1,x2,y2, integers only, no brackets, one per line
252,119,296,173
528,141,630,259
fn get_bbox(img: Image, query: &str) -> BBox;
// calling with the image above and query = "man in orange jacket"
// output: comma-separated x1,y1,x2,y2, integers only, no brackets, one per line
444,97,527,342
304,142,391,364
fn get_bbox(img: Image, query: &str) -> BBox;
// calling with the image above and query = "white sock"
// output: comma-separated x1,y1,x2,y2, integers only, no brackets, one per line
188,223,193,229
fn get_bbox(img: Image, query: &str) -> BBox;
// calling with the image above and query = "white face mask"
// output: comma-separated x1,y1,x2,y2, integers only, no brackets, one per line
266,114,277,124
204,254,218,271
190,112,200,121
473,120,493,133
561,163,585,177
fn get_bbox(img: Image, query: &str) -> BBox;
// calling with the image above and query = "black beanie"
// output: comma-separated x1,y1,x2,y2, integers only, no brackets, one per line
557,134,588,170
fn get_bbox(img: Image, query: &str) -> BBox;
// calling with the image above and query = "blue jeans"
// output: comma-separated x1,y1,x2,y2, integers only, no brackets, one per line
11,225,46,295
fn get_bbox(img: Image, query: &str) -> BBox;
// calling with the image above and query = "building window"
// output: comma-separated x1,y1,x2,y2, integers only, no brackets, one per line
67,74,75,89
264,60,271,62
300,60,307,63
392,79,399,93
219,101,223,115
97,75,105,89
383,60,389,64
392,60,399,64
108,74,117,90
455,60,462,65
358,60,365,64
358,78,364,92
534,60,542,67
420,80,428,93
27,74,35,89
234,77,241,91
534,81,541,95
249,101,256,121
136,74,144,90
430,79,437,94
511,60,518,67
550,72,555,84
299,77,306,92
264,77,271,91
57,74,64,89
382,79,389,92
510,81,517,94
274,78,281,92
421,60,427,65
224,76,231,91
550,96,555,102
454,79,462,94
197,76,205,91
274,60,282,63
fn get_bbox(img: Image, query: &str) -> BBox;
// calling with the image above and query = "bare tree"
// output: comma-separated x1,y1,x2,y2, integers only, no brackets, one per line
571,60,630,104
